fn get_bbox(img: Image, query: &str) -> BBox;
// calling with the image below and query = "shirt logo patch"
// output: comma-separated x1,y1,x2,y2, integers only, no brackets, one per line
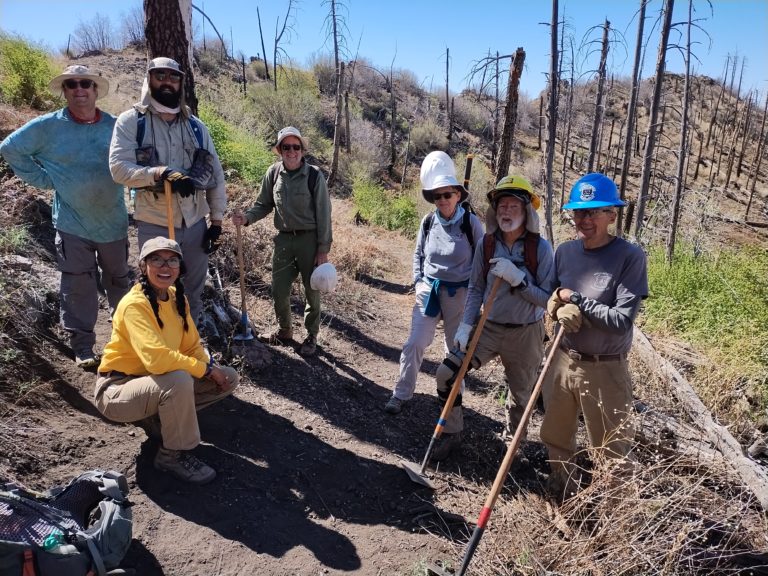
592,272,612,291
579,183,596,202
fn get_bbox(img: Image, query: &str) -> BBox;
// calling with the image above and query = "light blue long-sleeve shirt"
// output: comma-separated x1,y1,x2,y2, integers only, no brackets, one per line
0,108,127,243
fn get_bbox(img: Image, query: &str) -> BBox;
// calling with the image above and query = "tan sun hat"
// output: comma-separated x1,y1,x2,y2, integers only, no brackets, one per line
272,126,309,154
49,65,109,99
139,237,183,261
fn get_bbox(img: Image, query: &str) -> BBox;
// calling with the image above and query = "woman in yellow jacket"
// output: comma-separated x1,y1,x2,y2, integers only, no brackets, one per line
94,236,239,484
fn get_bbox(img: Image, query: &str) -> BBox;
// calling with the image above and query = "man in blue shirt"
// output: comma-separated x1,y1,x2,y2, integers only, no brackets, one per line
0,65,129,368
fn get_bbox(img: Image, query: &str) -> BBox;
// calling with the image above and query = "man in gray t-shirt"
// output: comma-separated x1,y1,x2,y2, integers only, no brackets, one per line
541,173,648,501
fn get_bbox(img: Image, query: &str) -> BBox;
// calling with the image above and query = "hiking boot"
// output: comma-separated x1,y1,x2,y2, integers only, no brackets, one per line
431,432,462,462
154,447,216,484
384,396,405,414
267,328,293,345
299,334,317,356
135,415,162,441
75,350,99,369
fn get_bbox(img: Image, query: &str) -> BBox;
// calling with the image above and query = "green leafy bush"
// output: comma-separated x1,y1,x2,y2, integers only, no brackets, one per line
644,244,768,384
0,34,57,109
410,118,448,155
197,102,273,186
353,177,419,236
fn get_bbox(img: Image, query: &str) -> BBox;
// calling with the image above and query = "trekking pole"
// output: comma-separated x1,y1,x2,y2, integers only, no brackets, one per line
455,328,565,576
402,276,503,489
164,181,175,241
463,153,474,191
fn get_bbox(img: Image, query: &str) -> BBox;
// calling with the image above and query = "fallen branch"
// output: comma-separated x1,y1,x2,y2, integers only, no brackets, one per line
633,329,768,510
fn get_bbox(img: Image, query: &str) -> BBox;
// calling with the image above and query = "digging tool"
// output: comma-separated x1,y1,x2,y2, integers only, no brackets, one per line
164,180,175,240
463,153,474,191
402,276,503,489
232,223,255,341
454,328,566,576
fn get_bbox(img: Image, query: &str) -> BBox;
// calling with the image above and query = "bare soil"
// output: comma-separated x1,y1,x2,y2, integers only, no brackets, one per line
1,189,547,575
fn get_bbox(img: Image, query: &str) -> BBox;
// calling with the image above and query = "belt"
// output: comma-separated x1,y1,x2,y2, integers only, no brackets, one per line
561,346,625,362
279,229,313,235
487,319,539,329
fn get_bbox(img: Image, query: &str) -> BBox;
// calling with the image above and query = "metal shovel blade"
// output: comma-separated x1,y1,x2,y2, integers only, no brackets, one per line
233,327,255,341
401,460,435,489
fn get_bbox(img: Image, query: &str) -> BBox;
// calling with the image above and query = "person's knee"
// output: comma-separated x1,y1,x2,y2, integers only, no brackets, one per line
436,351,474,406
158,370,194,395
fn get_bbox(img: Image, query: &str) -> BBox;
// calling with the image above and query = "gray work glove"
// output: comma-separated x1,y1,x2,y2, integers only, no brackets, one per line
489,257,526,287
453,322,473,353
188,148,215,189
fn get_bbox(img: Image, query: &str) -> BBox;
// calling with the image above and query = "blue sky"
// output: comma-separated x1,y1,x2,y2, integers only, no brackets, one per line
1,0,766,98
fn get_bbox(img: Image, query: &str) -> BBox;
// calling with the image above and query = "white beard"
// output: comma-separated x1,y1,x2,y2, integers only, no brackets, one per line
497,214,525,233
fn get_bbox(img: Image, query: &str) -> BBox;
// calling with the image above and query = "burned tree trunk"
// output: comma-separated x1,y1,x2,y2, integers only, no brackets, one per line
256,7,270,81
745,92,768,219
544,0,559,244
617,0,647,236
666,0,693,264
494,48,526,183
587,19,610,173
634,0,674,241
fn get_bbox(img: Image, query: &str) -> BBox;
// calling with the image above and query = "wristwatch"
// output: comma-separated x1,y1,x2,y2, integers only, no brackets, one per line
569,291,584,306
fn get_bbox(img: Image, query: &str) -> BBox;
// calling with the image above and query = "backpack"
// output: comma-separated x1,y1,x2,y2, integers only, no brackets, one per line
480,232,541,280
136,112,205,149
422,200,477,254
0,470,133,576
266,162,321,198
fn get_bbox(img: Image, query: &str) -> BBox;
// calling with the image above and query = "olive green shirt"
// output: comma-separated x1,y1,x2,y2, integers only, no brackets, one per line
244,160,333,254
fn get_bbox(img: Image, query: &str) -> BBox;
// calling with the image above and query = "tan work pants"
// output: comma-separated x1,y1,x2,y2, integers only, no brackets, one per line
95,367,239,451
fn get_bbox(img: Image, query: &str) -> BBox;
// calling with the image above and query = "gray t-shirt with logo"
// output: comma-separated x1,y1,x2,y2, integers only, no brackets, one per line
555,237,648,355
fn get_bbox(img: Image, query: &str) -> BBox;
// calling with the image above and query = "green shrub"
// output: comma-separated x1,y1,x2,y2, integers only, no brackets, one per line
353,177,419,237
197,102,273,185
0,225,29,255
0,34,57,109
644,244,768,384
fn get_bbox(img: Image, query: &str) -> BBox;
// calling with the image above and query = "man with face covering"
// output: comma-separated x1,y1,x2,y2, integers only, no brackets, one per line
432,175,555,460
109,57,227,326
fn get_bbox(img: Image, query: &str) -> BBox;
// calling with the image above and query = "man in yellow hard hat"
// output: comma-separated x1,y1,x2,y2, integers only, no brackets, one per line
432,175,555,460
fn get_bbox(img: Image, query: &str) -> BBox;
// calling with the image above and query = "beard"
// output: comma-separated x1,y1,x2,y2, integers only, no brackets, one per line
150,85,181,108
497,214,525,233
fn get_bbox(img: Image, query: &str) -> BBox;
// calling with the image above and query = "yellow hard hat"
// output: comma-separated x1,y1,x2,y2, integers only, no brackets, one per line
486,175,541,210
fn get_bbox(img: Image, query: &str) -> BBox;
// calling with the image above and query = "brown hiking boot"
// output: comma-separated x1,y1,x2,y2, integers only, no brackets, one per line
299,334,317,356
154,447,216,484
431,432,462,461
267,328,293,345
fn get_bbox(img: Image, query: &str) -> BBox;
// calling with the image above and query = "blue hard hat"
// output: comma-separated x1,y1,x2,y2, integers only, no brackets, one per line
563,173,626,210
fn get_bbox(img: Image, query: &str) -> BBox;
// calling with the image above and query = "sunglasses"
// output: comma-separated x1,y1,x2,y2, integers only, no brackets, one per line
432,191,456,201
146,256,181,269
572,208,614,220
151,71,183,82
63,79,95,90
280,144,302,152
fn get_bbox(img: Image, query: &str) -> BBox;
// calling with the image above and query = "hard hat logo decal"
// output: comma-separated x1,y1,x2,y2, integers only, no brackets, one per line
579,183,596,202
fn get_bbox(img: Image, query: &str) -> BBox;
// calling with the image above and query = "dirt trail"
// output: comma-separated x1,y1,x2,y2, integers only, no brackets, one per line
5,201,532,576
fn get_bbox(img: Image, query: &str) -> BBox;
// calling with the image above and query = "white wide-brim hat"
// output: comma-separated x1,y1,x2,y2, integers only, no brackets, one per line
273,126,309,154
49,65,109,99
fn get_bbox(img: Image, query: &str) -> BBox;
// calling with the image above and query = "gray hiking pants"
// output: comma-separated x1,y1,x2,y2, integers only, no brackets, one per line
55,231,130,356
137,219,207,326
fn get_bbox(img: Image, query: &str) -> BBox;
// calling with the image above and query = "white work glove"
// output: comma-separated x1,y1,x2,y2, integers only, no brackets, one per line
489,258,526,287
453,322,473,352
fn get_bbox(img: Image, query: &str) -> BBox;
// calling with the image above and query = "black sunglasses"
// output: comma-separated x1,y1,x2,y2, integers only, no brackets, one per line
280,144,302,152
432,191,456,201
63,79,95,90
151,71,183,82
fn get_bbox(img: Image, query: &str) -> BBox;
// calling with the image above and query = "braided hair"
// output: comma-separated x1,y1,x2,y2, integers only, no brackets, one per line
139,260,190,332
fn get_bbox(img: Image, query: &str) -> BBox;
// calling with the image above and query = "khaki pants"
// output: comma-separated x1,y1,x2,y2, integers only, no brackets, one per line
95,367,239,451
540,348,634,477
